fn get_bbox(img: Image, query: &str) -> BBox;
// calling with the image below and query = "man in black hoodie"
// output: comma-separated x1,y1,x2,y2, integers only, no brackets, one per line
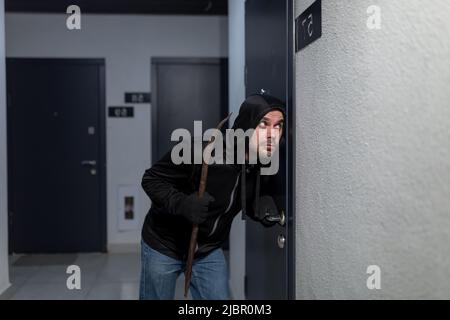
139,93,285,300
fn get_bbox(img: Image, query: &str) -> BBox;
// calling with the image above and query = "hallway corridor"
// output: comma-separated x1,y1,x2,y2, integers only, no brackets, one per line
1,0,450,301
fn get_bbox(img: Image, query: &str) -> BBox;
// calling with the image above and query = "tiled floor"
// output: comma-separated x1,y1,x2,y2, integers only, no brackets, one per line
0,251,189,300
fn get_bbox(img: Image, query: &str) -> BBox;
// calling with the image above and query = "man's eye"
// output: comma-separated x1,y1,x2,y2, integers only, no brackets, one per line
259,121,267,128
273,123,283,130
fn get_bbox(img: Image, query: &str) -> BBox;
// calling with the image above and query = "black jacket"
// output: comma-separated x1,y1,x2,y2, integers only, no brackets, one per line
141,94,285,260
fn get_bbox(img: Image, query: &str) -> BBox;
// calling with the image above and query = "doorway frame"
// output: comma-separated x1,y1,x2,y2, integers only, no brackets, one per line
286,0,296,300
6,57,107,253
150,57,228,164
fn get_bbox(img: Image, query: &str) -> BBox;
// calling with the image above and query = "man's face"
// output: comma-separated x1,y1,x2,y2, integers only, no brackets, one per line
249,110,284,161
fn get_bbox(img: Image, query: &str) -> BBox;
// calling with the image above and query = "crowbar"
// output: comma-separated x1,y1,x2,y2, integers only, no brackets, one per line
184,113,232,298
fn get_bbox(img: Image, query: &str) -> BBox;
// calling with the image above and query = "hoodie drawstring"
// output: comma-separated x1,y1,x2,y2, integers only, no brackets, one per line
241,163,246,216
254,167,261,218
241,163,262,219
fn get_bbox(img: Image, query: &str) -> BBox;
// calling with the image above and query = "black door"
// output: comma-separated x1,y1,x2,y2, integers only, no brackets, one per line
245,0,295,299
7,58,107,253
151,58,228,162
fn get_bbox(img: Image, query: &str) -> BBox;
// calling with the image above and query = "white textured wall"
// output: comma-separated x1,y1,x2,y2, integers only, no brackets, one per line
5,13,227,248
295,0,450,299
228,0,246,300
0,0,11,294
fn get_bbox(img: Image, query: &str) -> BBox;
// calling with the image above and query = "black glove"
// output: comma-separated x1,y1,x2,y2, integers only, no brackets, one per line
254,195,278,227
176,192,215,224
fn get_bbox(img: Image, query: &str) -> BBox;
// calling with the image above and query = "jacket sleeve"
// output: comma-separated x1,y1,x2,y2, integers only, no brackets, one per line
141,142,196,216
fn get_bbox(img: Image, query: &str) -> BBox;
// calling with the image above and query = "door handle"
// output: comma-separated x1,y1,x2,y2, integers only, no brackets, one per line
81,160,97,175
265,210,285,226
81,160,97,166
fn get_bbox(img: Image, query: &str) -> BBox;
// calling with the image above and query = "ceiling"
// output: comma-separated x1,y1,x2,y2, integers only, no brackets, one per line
5,0,228,15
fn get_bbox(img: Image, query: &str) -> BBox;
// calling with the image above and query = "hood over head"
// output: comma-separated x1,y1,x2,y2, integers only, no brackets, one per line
231,94,286,132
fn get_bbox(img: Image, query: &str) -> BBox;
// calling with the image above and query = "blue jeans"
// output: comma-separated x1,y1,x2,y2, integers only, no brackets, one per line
139,240,230,300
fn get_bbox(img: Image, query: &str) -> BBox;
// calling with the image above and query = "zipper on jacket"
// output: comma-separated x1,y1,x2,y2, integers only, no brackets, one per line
207,172,241,237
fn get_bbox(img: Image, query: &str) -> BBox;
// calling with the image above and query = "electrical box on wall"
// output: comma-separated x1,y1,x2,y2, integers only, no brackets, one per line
117,185,140,231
